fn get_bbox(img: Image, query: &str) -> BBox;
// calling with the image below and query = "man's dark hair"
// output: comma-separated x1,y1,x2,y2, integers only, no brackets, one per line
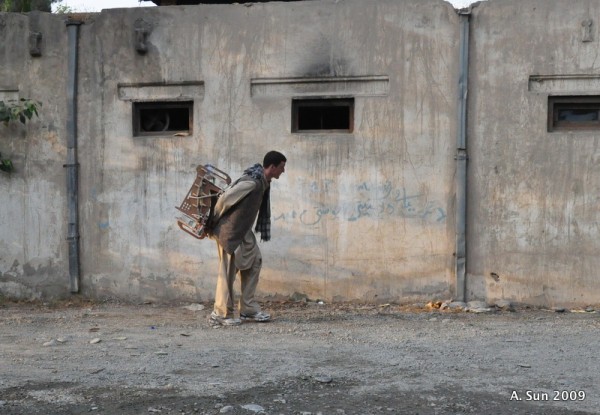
263,151,287,168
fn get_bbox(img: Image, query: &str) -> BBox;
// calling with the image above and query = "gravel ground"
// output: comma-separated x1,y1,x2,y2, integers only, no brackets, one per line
0,299,598,415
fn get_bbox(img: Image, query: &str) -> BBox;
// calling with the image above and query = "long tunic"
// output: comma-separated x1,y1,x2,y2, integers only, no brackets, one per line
211,174,268,255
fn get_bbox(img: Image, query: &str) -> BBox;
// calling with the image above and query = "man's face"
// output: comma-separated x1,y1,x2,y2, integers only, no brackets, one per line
271,161,286,179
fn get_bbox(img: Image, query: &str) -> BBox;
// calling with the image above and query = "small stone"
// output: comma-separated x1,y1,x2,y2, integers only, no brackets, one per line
241,404,265,412
43,339,57,347
113,336,128,341
155,351,168,356
494,300,515,311
449,301,467,310
56,337,67,343
291,292,309,302
220,406,234,413
90,338,101,344
467,301,492,313
183,303,205,311
314,375,333,384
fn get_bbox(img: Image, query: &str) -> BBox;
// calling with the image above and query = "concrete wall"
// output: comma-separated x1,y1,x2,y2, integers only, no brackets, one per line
8,0,598,307
0,11,71,299
467,0,600,306
0,0,459,304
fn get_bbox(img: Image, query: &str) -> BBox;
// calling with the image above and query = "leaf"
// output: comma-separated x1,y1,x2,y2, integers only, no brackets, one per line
1,98,41,174
0,159,14,173
0,98,41,126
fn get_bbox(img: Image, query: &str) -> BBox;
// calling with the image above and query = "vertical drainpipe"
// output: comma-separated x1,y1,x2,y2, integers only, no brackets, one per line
455,9,471,303
65,19,83,293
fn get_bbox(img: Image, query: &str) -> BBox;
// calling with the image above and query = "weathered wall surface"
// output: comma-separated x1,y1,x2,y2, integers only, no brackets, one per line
467,0,600,306
0,0,459,303
0,11,71,299
4,0,600,307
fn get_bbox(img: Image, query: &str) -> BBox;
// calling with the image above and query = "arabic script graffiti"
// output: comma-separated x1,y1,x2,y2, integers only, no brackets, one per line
274,180,447,226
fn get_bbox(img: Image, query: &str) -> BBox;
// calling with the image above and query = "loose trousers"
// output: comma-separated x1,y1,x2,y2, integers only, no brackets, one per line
213,230,262,318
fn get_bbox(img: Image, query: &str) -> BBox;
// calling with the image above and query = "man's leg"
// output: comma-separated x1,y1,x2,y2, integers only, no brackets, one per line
213,243,237,318
239,250,262,316
235,232,270,322
234,231,262,316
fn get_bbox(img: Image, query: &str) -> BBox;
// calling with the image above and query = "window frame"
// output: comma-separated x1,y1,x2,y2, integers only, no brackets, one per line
548,95,600,132
132,100,193,137
291,97,354,133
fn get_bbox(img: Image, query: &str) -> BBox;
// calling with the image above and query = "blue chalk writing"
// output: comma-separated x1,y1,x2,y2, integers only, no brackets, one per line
275,180,447,225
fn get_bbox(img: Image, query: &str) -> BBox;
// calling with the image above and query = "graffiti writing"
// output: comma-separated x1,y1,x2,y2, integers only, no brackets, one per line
275,180,447,225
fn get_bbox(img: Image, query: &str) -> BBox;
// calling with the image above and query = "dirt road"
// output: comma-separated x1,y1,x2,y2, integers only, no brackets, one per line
0,299,598,414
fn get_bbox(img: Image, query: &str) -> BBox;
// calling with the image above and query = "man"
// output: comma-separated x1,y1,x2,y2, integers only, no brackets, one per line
208,151,287,327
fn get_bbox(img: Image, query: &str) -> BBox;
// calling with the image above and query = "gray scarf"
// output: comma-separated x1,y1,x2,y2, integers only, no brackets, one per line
242,164,271,242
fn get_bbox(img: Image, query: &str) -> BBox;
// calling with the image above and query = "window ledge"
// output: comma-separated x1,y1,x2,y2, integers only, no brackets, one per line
251,75,388,98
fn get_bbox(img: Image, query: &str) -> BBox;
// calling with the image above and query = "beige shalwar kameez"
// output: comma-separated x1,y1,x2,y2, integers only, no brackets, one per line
211,180,264,318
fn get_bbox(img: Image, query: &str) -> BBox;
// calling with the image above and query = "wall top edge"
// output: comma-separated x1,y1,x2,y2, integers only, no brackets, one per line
117,81,204,88
250,75,389,86
529,74,600,82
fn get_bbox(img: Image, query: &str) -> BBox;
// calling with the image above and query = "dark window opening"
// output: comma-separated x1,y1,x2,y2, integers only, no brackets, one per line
548,96,600,132
133,101,193,136
292,98,354,133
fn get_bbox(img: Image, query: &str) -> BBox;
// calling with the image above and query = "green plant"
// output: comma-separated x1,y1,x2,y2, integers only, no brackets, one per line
53,3,73,13
0,99,41,173
0,99,41,126
0,153,14,173
1,0,59,12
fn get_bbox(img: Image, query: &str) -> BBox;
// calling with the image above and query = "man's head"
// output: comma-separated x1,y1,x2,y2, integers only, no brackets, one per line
263,150,287,181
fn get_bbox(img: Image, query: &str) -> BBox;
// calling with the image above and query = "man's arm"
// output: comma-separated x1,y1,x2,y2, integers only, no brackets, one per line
213,180,256,221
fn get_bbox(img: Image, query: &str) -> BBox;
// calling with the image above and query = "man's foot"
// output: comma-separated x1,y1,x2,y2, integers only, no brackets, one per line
209,311,241,327
240,311,271,322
